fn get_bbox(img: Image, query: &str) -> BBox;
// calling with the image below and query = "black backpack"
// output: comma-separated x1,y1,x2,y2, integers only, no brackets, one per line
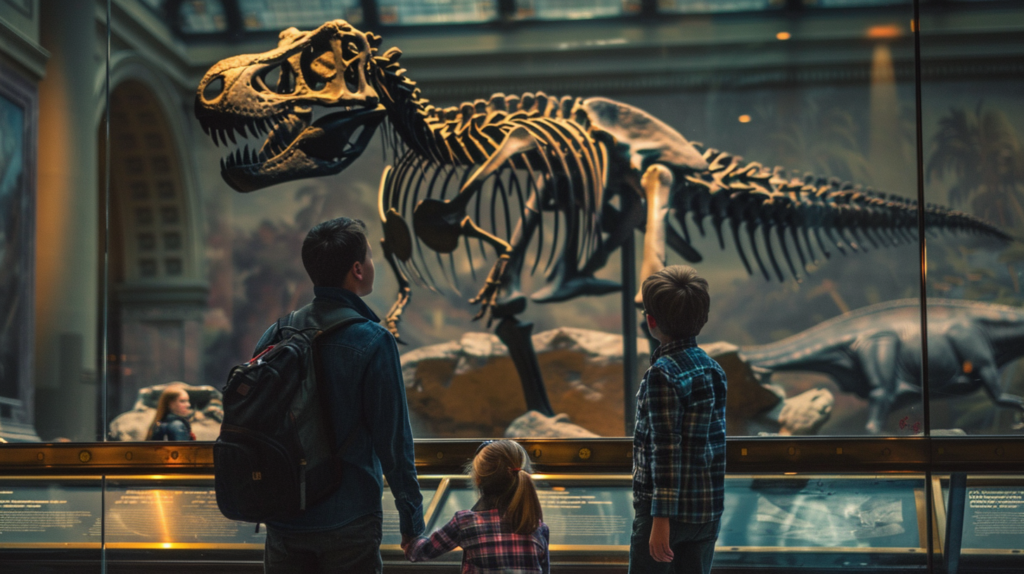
214,303,365,524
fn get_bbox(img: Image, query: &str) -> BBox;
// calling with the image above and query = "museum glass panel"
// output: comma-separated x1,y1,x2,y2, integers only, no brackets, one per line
2,0,1024,571
920,0,1024,438
96,0,952,444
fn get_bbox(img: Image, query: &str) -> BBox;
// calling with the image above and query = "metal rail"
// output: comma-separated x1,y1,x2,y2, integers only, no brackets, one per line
2,437,1022,475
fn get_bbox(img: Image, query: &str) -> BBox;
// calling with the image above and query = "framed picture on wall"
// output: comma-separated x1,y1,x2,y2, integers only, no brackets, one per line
0,61,38,442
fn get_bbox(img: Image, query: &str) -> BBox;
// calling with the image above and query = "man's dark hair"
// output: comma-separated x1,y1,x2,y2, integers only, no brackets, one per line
640,265,710,339
301,217,369,288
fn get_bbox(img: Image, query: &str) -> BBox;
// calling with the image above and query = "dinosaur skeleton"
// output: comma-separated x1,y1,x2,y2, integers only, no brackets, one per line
195,20,1011,416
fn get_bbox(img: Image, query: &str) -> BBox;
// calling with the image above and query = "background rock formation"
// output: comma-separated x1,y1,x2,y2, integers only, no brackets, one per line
401,330,834,437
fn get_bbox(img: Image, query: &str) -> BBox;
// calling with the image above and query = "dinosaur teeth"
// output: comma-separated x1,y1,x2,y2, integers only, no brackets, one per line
226,127,237,144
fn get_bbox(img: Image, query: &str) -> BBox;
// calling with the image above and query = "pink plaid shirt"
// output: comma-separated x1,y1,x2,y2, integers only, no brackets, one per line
405,508,550,573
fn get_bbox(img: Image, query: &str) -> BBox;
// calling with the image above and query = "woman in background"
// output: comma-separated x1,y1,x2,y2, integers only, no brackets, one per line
146,385,195,441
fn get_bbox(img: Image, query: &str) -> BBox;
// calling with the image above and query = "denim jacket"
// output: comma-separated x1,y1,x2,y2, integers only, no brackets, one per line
256,287,425,536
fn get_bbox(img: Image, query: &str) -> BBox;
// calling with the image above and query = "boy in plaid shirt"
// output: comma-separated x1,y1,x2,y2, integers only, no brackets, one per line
630,265,727,574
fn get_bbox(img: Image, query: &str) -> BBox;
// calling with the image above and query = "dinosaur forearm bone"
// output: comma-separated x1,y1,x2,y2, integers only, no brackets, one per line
635,164,674,305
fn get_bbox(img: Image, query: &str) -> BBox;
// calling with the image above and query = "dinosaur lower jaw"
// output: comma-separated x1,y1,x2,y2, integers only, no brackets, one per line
218,105,386,192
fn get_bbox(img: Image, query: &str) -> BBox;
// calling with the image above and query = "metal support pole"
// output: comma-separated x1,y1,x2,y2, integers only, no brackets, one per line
944,472,967,574
622,230,638,435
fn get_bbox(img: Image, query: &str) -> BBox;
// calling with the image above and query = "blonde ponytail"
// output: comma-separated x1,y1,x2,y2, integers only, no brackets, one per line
506,467,542,535
471,440,543,535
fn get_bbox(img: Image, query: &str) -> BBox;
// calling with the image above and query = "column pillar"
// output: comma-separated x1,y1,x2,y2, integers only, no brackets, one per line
34,2,102,441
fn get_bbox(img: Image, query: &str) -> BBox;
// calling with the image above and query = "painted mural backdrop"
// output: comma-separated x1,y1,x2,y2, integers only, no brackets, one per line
0,93,26,407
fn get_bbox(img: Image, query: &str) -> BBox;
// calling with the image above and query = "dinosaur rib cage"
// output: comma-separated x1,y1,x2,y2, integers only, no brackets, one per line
670,147,1013,283
381,139,607,297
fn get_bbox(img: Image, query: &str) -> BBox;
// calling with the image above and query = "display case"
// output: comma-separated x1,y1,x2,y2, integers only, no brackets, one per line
2,439,1023,573
2,1,1024,572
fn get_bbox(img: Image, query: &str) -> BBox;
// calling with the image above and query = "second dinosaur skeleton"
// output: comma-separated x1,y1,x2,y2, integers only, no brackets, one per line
194,20,1012,414
741,299,1024,434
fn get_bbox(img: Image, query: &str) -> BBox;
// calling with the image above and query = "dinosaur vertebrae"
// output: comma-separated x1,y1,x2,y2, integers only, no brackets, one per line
374,48,601,167
675,148,1013,282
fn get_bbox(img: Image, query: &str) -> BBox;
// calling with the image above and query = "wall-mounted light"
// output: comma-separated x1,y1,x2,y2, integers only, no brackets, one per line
738,114,752,123
866,24,902,39
776,31,791,41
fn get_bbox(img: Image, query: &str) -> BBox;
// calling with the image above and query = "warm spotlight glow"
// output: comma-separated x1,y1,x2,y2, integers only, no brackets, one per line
866,24,902,39
738,114,752,123
910,19,917,33
776,31,791,41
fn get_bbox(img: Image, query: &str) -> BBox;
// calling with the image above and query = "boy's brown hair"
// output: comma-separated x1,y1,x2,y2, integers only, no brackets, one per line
641,265,710,340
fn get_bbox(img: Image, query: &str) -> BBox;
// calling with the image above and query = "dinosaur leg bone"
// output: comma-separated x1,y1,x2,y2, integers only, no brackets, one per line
496,316,555,416
635,164,674,305
855,333,902,435
948,332,1024,414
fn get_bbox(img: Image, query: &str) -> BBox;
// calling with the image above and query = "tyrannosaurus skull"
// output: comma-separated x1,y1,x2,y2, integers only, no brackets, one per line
194,20,385,192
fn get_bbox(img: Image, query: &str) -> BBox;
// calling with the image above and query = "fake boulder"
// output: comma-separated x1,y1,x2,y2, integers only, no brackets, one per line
401,330,834,438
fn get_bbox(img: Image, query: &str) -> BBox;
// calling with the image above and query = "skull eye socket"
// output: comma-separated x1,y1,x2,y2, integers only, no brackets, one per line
300,41,336,91
202,76,224,101
256,63,296,94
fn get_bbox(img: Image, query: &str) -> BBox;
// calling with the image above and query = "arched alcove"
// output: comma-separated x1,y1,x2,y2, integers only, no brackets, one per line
105,79,207,419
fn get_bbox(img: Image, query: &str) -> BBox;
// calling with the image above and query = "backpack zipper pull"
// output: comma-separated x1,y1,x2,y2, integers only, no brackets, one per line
299,458,307,511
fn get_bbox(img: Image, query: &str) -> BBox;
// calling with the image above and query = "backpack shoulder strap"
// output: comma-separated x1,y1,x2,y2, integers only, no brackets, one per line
308,306,368,460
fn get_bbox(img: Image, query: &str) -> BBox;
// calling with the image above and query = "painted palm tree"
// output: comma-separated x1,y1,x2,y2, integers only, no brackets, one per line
765,103,874,187
927,103,1024,230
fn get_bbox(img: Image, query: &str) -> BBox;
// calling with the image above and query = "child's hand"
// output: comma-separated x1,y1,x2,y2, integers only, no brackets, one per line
649,516,674,562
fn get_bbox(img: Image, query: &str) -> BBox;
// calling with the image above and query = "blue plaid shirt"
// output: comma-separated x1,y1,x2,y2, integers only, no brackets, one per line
632,337,727,522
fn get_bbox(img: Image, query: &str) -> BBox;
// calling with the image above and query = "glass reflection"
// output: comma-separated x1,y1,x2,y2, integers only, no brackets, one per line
4,0,1020,444
921,0,1024,435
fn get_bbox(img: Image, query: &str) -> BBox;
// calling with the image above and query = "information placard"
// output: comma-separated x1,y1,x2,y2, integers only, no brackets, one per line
719,478,921,549
0,481,102,544
382,487,435,546
432,482,634,547
103,485,266,545
961,487,1024,551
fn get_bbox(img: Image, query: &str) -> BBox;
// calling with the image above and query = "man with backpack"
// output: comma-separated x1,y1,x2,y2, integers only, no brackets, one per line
252,217,424,573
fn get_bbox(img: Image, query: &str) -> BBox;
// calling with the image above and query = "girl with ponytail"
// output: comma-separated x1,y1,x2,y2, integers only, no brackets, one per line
404,439,550,573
